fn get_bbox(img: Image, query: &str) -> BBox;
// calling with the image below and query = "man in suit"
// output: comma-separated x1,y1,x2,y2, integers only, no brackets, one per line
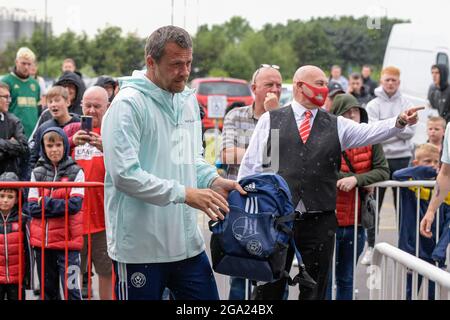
238,65,423,300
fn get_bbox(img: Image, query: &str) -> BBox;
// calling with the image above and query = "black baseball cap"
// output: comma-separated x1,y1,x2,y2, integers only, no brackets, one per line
328,81,345,97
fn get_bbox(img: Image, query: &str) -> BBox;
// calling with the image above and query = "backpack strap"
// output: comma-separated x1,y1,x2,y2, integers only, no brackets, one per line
275,212,299,237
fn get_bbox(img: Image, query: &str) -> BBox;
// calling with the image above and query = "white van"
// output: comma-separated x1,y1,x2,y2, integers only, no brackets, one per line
383,22,448,144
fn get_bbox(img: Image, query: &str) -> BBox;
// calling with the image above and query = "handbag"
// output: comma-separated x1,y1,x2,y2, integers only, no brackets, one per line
341,152,376,229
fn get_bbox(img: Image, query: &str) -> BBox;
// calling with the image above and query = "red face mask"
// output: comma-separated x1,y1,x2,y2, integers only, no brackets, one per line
300,82,329,107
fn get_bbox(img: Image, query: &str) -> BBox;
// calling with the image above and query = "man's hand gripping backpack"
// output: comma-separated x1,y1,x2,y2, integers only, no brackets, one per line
209,173,316,288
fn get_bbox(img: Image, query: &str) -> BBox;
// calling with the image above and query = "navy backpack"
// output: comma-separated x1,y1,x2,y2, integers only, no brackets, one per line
209,173,315,286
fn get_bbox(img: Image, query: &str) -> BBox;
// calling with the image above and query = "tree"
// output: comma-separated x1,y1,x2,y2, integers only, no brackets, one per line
0,15,406,82
223,16,253,44
192,25,228,78
291,22,337,70
219,45,254,80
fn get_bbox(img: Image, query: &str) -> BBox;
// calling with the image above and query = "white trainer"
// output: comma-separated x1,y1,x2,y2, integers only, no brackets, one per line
360,247,374,265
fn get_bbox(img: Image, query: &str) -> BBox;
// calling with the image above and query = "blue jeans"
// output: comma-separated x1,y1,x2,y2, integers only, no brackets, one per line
113,251,219,300
326,226,365,300
406,265,436,300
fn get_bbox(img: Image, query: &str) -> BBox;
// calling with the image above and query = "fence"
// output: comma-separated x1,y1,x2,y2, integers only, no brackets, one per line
199,180,450,300
0,181,105,300
370,242,450,300
3,180,449,300
328,180,450,300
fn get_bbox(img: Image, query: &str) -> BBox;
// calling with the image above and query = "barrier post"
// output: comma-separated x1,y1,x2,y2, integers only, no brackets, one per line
18,189,23,300
64,189,69,300
40,188,45,300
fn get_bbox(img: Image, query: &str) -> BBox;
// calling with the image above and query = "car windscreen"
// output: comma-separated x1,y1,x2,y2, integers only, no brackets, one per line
197,81,251,97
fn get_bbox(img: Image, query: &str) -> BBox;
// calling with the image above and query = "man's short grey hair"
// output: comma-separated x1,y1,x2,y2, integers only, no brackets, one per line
0,82,10,91
145,26,192,62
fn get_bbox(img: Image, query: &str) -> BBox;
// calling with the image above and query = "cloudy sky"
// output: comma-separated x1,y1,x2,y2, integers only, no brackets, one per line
0,0,448,37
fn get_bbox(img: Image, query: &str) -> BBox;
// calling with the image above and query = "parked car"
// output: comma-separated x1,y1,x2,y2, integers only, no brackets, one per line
190,77,254,131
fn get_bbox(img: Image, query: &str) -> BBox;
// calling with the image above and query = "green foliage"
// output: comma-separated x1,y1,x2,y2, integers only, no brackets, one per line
0,26,145,78
0,15,406,81
208,68,229,77
219,44,255,80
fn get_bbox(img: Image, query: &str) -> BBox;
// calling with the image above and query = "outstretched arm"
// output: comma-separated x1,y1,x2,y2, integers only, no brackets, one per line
420,163,450,238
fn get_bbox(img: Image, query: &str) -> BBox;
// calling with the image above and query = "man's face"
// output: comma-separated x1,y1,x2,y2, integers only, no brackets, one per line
0,190,17,214
43,137,65,165
251,68,282,107
62,62,76,73
331,67,341,79
342,107,361,123
349,78,363,94
381,73,400,96
148,42,192,93
427,122,445,144
323,96,333,112
48,95,70,122
30,62,38,77
63,84,77,103
15,57,32,78
104,84,114,99
0,88,11,113
431,68,440,87
361,67,371,78
415,153,440,170
295,70,328,108
82,93,108,128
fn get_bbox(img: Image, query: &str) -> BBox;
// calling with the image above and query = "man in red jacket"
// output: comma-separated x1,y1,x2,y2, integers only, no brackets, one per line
64,86,111,299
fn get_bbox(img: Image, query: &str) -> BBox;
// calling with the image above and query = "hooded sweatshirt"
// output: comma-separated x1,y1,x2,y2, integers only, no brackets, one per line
428,64,450,123
331,95,389,226
366,87,415,159
102,70,219,264
35,72,85,128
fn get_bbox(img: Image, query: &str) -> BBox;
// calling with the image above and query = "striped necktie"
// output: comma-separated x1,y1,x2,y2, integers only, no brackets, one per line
299,110,312,143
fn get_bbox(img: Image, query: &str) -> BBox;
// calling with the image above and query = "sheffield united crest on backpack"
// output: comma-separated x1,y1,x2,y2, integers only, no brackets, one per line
209,173,299,282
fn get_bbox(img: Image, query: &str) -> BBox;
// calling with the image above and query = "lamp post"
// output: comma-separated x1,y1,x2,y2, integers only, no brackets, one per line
43,0,48,78
171,0,174,25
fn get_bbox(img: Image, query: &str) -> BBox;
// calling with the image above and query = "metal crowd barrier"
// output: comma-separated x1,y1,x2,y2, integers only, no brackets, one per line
370,242,450,300
198,180,450,300
0,181,106,300
330,180,450,300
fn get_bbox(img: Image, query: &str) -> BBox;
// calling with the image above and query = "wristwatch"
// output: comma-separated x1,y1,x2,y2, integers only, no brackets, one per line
396,116,407,128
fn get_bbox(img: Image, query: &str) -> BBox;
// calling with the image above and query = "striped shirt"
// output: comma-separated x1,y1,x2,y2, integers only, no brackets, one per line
221,105,258,180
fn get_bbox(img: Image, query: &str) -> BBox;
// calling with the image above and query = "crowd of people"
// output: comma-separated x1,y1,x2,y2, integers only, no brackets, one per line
0,25,449,301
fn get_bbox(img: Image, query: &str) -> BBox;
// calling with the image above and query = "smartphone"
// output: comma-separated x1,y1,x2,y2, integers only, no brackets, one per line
80,116,93,133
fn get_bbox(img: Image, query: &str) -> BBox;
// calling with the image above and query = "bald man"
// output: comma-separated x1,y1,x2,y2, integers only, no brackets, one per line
238,65,424,300
64,86,112,300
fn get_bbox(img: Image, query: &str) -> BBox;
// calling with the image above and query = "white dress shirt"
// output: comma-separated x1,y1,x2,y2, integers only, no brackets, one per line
237,100,404,181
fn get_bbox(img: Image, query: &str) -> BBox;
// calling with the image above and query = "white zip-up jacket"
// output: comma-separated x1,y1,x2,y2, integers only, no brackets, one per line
102,71,219,264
